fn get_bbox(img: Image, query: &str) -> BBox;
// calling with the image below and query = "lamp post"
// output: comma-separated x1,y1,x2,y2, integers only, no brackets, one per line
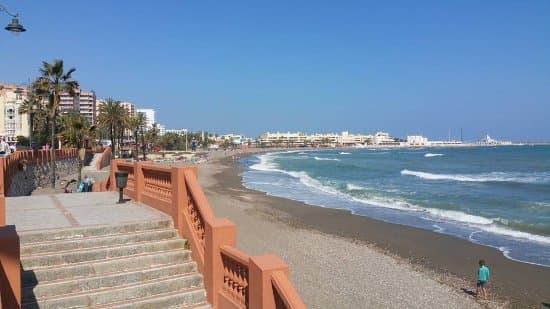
0,4,26,34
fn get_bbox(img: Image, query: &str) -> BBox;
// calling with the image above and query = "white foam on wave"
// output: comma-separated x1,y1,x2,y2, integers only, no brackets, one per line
339,152,351,155
401,169,550,184
425,208,494,225
424,153,444,157
248,153,550,246
346,183,365,191
314,156,340,161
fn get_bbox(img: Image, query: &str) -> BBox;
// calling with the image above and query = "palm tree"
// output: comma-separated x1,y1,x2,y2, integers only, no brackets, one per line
35,60,79,188
127,113,147,160
59,112,95,182
97,98,126,157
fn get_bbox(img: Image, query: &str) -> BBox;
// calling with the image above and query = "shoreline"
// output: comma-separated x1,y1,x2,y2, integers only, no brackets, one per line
201,152,550,308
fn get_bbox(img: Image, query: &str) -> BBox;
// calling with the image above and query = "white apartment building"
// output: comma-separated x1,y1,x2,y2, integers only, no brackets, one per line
373,132,399,145
137,108,155,129
259,132,308,146
338,131,373,145
0,84,30,142
60,89,96,125
407,135,429,146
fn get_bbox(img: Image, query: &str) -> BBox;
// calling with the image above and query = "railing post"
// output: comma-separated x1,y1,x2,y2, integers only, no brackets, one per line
109,160,118,192
249,255,289,309
134,162,144,203
0,225,20,309
171,167,186,237
205,218,236,308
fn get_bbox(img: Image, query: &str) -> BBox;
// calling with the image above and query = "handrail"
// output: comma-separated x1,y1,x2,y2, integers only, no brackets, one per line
272,270,307,309
107,160,306,309
95,147,112,170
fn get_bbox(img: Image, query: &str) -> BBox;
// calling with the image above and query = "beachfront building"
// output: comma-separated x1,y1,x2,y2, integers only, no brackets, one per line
338,131,373,146
259,132,308,147
137,108,155,129
373,132,399,145
407,135,429,146
60,89,96,125
0,83,30,142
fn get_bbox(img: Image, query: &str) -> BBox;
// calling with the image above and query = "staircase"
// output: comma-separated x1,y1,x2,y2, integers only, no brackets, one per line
19,219,210,308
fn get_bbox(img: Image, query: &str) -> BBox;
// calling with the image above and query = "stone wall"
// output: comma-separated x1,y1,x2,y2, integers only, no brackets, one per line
7,157,80,197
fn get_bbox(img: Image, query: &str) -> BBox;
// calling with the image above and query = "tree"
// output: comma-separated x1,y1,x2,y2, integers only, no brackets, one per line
97,98,127,157
127,113,147,159
35,60,79,188
59,112,95,182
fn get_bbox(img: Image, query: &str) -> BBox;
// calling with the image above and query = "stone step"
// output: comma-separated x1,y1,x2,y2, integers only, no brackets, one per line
19,219,173,244
94,289,208,309
22,273,204,309
22,262,197,301
22,249,191,284
21,228,178,255
21,238,185,269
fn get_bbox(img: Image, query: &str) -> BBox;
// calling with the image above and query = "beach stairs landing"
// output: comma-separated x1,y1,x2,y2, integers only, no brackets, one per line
19,219,211,309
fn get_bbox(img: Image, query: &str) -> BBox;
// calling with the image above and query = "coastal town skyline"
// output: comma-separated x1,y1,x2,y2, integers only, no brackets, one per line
1,1,549,141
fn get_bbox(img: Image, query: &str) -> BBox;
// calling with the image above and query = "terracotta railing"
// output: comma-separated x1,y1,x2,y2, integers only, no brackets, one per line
95,147,112,170
108,160,306,309
0,149,79,308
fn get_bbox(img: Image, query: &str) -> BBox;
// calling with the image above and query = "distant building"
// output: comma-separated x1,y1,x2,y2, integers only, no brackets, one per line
137,108,155,129
373,132,399,145
60,89,96,125
260,132,308,146
407,135,429,146
0,84,30,142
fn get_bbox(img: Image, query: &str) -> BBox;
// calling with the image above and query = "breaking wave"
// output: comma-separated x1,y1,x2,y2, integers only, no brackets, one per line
339,152,351,155
424,153,444,157
314,156,340,161
400,169,550,184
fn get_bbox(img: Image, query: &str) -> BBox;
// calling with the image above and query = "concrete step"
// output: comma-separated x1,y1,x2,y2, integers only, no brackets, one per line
21,238,185,269
21,228,178,255
22,262,197,301
19,219,173,244
95,289,208,309
22,273,204,309
22,249,191,284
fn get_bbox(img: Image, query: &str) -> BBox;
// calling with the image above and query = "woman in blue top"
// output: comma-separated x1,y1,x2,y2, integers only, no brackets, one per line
476,259,490,300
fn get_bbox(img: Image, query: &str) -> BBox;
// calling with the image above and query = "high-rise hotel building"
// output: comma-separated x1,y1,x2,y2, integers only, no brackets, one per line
59,89,97,125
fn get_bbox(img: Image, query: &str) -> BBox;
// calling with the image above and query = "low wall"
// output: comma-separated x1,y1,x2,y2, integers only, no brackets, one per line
7,157,79,196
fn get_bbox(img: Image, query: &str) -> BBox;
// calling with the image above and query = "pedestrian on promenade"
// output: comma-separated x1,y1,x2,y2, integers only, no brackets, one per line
476,259,490,300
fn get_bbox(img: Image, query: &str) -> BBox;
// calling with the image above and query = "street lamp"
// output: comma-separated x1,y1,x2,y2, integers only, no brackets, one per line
0,4,26,34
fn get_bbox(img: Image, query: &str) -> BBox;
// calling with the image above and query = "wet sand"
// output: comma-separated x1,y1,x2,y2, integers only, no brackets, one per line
198,154,550,308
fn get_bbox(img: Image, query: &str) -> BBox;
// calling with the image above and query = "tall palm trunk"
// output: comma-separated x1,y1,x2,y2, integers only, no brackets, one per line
51,113,57,188
110,125,115,158
134,130,139,160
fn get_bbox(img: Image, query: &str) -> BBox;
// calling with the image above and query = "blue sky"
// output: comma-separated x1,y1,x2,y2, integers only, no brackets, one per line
1,1,549,141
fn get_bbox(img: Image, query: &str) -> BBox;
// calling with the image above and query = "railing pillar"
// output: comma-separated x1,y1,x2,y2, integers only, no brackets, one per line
0,225,20,309
171,167,186,237
249,255,289,309
205,218,236,308
109,160,118,192
134,162,144,203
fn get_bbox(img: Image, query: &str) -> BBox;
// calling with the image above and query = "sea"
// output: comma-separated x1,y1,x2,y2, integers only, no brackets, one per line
239,145,550,267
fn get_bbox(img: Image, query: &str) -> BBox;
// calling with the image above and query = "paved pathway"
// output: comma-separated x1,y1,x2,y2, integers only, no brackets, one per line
6,192,169,232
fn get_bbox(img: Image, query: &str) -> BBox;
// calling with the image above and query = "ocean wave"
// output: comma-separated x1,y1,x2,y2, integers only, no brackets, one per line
400,169,550,184
314,156,340,161
339,152,351,155
248,157,550,246
346,183,365,191
424,153,444,157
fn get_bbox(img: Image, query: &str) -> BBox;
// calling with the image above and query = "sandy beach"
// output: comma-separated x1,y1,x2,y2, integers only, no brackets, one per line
195,150,550,308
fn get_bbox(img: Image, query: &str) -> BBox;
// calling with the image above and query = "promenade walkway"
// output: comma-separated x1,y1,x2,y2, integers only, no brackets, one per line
6,192,167,231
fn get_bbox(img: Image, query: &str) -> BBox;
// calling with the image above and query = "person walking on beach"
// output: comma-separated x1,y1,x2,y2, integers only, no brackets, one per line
476,259,490,300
